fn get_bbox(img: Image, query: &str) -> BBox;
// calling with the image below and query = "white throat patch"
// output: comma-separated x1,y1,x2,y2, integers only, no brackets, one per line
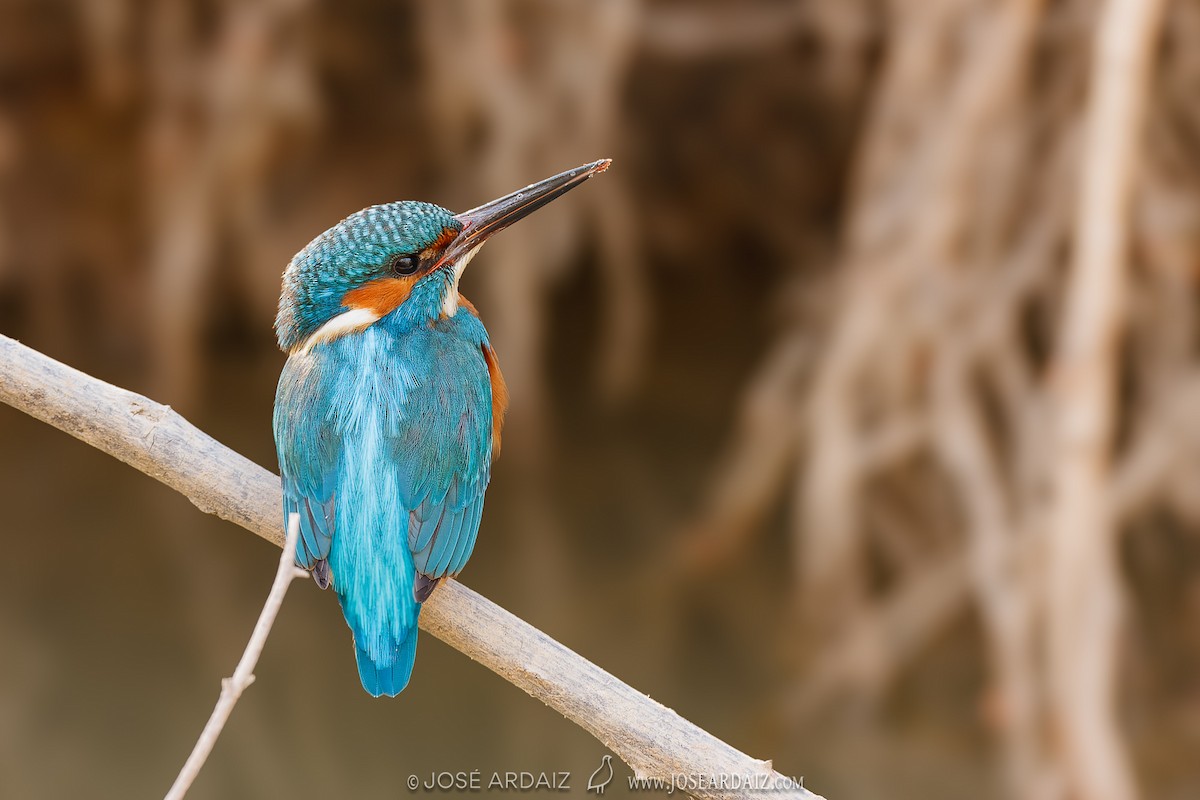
293,307,381,356
441,244,483,317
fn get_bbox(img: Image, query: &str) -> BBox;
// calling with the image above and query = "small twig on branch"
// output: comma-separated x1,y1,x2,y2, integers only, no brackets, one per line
164,513,308,800
0,334,823,800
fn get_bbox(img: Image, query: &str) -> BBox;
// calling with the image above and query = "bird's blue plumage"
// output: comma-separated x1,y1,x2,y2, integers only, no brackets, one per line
272,162,605,697
274,238,496,697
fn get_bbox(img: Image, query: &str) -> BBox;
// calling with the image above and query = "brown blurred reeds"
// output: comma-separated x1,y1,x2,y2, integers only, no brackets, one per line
685,2,1200,799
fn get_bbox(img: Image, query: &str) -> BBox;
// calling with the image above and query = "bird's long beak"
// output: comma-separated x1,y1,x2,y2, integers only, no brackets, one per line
442,159,611,266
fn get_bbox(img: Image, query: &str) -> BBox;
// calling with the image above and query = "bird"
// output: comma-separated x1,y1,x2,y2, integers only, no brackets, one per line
587,755,614,794
272,159,610,696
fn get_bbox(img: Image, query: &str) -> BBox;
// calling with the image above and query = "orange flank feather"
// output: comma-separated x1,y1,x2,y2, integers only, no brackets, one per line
482,343,508,457
343,275,418,315
455,296,507,452
457,296,480,317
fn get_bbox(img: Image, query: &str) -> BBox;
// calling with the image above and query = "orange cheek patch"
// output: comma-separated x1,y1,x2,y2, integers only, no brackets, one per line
343,276,417,315
482,343,508,457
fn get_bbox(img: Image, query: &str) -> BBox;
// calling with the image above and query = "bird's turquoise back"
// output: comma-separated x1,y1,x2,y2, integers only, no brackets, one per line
272,161,606,697
274,289,496,696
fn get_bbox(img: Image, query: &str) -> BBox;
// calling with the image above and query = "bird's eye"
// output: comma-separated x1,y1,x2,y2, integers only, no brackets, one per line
389,253,420,276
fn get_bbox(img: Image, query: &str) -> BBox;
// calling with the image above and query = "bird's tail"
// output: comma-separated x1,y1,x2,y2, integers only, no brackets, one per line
352,623,419,697
334,584,422,697
328,495,422,696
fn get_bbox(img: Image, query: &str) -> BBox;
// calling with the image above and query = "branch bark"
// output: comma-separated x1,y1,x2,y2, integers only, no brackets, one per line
0,333,822,800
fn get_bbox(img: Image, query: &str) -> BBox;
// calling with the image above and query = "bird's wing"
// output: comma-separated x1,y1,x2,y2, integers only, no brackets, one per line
283,473,336,575
395,332,497,583
407,472,487,578
274,323,498,595
274,357,341,580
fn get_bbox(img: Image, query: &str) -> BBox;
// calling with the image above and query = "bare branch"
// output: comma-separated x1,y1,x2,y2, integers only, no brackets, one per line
0,333,823,800
164,513,307,800
1045,1,1168,799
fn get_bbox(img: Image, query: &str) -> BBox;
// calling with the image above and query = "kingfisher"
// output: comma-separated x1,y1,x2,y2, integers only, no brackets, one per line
273,160,610,696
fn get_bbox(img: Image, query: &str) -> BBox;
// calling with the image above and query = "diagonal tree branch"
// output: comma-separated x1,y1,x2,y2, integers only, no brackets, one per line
0,333,823,800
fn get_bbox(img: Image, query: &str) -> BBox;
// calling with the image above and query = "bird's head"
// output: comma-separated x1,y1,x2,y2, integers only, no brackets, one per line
276,159,611,353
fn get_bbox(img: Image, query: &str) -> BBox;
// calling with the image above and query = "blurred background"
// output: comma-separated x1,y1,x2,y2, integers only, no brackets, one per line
2,1,1199,798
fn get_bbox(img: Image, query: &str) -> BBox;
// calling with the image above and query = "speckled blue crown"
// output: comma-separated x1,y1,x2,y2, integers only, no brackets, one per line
275,201,461,351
